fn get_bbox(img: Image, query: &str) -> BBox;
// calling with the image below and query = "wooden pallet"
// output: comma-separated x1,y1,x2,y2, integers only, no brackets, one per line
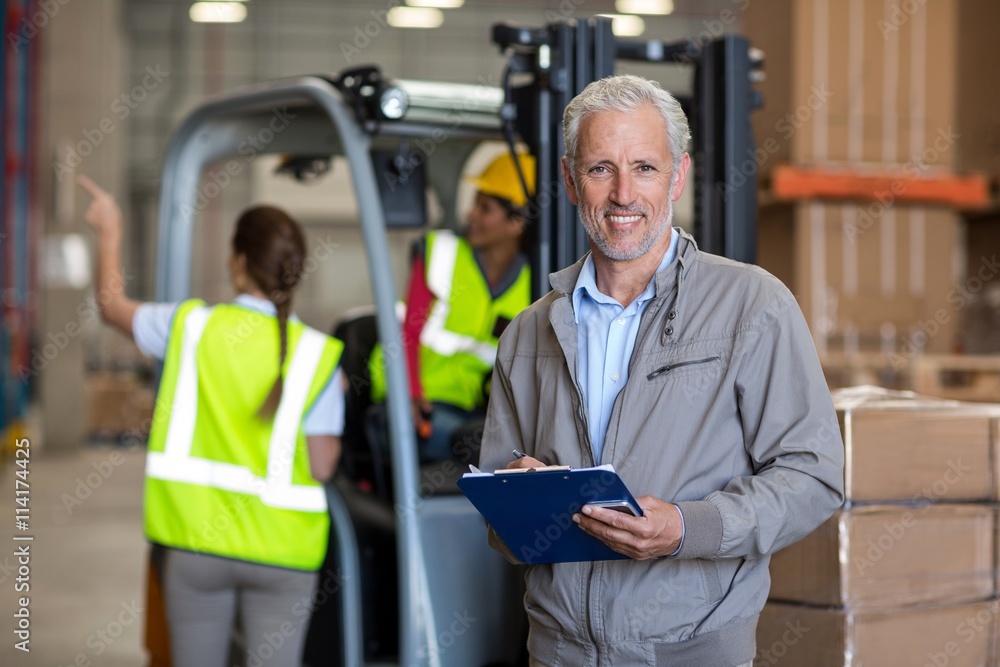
912,355,1000,403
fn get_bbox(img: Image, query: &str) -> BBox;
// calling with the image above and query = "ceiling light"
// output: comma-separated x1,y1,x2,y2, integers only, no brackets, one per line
598,14,646,37
387,7,444,28
189,2,247,23
615,0,674,15
406,0,464,8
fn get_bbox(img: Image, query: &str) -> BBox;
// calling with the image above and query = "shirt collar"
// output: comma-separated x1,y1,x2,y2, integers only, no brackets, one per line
233,293,277,315
572,227,680,321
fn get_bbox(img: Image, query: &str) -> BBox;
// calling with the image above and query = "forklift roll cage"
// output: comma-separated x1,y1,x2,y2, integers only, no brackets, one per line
156,73,520,667
153,17,760,667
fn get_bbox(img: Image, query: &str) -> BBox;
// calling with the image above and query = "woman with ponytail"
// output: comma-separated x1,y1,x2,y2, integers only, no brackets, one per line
79,177,344,667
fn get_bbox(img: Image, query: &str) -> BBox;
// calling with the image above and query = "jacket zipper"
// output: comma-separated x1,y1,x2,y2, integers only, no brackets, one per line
584,561,598,651
646,355,720,381
569,373,600,648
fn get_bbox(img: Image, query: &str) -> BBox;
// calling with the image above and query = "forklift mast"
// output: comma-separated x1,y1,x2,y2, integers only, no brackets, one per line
492,17,763,298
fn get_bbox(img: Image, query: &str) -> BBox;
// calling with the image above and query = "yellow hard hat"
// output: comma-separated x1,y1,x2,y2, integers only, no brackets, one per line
469,151,536,209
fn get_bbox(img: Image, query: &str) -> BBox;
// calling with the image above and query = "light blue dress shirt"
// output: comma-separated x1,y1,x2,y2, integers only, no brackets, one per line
571,228,680,463
132,294,344,435
571,228,683,555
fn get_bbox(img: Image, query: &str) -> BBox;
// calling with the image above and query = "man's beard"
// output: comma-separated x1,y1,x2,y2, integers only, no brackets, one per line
579,191,674,263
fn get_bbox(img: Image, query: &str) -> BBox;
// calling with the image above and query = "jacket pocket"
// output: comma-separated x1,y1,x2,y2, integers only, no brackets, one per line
646,355,720,381
697,559,724,606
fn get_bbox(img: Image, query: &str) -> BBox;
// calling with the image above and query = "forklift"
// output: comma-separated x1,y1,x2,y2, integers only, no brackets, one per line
151,17,761,667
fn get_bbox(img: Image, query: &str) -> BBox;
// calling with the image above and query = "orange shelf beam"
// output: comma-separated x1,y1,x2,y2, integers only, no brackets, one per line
772,164,992,209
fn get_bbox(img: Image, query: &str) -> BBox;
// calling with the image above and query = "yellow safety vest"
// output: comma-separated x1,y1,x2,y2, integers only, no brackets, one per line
144,299,343,571
370,231,531,411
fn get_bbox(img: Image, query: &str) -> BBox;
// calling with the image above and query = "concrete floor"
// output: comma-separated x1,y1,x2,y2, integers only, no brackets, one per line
0,441,148,666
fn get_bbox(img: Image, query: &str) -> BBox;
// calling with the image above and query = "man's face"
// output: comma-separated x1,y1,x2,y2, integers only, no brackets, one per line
563,103,690,263
465,192,523,251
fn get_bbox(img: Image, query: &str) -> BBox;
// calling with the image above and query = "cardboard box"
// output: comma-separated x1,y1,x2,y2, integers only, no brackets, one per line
834,388,1000,502
744,0,979,356
769,504,995,609
745,0,961,169
789,202,962,356
85,371,155,438
757,600,996,667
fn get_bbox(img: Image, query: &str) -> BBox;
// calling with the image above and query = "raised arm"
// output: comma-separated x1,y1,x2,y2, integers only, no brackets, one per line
77,176,142,339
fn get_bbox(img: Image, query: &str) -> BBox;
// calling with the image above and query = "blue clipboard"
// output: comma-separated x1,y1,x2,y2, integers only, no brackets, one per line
457,466,643,564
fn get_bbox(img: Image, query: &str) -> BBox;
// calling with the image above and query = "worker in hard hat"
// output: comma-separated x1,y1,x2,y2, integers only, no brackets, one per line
369,150,535,462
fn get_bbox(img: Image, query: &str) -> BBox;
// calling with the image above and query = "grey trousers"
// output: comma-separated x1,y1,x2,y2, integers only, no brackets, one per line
164,548,318,667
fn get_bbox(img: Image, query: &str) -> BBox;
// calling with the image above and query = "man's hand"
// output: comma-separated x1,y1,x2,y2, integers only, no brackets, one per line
573,495,683,560
504,454,547,470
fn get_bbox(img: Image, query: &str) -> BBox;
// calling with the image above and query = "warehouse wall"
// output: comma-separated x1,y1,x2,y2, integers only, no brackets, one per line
37,0,129,449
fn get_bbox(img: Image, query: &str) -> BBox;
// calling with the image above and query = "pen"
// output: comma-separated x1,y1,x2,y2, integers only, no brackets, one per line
512,449,527,459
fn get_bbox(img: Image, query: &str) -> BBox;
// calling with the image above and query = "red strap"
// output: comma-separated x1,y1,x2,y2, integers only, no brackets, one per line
403,255,434,400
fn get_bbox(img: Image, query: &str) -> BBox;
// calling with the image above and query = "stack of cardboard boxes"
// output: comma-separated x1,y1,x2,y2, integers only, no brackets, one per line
758,388,1000,665
744,0,999,376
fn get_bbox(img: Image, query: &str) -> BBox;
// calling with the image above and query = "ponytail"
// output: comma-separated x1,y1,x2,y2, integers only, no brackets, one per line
257,290,292,418
230,206,307,419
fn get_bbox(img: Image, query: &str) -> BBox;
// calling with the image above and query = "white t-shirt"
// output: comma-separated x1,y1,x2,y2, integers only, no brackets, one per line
132,294,344,436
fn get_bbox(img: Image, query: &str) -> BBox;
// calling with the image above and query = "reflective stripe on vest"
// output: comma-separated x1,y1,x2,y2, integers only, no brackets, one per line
145,306,328,513
420,232,498,366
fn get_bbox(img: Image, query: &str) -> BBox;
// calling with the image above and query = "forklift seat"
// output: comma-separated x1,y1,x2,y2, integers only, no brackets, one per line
330,309,388,497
